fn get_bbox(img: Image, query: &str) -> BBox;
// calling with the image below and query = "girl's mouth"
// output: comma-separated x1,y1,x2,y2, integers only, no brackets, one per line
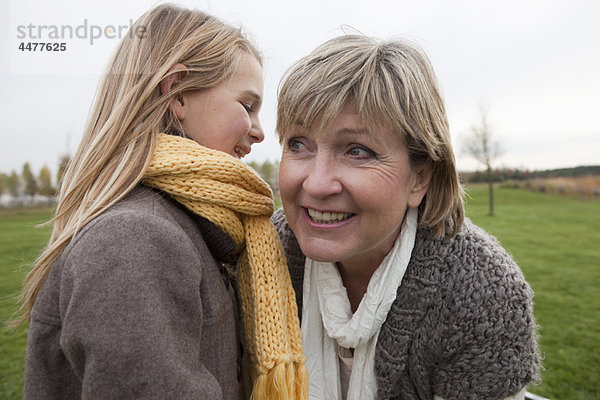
306,208,354,224
233,146,250,159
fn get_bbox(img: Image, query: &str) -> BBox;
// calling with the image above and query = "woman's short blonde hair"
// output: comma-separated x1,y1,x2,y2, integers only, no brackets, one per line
16,3,261,325
277,34,464,238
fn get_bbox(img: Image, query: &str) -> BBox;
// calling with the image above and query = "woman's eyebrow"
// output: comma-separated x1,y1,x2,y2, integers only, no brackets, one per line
335,127,374,138
336,127,388,145
337,127,368,135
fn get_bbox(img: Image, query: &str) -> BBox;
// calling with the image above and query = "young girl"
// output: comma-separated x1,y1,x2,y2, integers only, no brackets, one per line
18,4,306,399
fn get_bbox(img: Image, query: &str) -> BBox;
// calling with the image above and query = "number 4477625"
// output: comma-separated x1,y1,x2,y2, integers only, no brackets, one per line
18,42,66,51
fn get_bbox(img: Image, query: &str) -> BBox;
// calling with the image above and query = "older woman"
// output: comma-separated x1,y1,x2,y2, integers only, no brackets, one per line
273,35,540,400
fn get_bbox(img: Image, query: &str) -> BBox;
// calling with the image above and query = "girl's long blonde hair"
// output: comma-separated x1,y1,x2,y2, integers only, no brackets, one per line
15,3,261,325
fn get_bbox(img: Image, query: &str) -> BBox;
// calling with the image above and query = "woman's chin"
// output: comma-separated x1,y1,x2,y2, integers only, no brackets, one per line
296,238,344,264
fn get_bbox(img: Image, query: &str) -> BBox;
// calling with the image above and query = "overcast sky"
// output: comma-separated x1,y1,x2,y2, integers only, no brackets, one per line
2,0,599,178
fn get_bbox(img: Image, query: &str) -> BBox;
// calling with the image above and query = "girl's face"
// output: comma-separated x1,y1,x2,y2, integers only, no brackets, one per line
175,53,264,158
278,101,431,272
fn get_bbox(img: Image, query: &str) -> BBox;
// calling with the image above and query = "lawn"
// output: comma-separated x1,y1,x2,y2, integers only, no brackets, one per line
1,187,599,399
0,207,53,399
465,185,599,399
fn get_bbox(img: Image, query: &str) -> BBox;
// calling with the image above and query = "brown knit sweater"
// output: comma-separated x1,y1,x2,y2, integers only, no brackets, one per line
272,209,541,400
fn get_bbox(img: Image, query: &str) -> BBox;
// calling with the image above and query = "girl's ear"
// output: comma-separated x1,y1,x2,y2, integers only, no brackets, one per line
407,160,433,209
160,63,188,121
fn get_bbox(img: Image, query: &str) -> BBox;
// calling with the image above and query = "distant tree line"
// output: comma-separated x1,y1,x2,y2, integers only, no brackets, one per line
461,165,600,184
0,157,280,202
528,165,600,178
0,156,70,199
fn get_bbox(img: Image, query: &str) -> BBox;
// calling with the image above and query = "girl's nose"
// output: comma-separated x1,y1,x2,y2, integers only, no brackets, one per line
249,118,264,143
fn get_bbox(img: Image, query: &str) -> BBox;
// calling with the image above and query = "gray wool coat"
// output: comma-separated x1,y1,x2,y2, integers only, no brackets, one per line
272,209,541,400
24,186,244,399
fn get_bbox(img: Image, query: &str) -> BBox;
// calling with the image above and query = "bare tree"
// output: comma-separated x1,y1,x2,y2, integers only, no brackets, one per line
464,104,504,215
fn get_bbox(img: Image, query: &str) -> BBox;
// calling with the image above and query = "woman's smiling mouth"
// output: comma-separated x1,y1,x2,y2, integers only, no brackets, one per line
305,207,354,224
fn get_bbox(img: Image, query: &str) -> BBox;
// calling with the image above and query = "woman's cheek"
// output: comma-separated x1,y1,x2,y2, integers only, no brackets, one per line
278,161,295,200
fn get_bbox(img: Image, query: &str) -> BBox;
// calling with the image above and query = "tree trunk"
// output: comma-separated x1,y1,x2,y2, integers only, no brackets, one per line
487,166,494,215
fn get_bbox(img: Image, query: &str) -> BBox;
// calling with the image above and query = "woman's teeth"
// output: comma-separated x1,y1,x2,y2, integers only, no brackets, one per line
307,208,352,224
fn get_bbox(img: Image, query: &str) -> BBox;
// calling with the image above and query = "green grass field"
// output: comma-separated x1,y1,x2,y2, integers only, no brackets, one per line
1,187,599,398
0,207,52,399
465,185,599,399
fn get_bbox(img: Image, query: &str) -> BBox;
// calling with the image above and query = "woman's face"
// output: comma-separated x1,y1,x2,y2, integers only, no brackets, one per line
279,101,431,271
176,53,264,158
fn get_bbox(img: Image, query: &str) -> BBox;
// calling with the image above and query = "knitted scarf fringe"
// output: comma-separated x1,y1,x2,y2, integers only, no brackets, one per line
143,133,307,399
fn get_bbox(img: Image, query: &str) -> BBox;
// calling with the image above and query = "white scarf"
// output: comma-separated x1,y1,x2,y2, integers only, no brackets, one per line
301,208,418,400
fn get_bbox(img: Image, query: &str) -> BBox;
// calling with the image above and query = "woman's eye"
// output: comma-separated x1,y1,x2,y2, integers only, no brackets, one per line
347,145,376,158
242,103,253,112
287,138,306,152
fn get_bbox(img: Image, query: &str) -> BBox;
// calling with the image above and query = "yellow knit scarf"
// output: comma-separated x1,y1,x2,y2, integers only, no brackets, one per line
143,133,307,399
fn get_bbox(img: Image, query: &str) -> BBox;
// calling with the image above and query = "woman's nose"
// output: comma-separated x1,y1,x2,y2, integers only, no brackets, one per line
302,155,343,198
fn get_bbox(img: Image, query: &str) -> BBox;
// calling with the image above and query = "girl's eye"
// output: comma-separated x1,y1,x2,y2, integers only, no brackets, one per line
242,103,253,112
